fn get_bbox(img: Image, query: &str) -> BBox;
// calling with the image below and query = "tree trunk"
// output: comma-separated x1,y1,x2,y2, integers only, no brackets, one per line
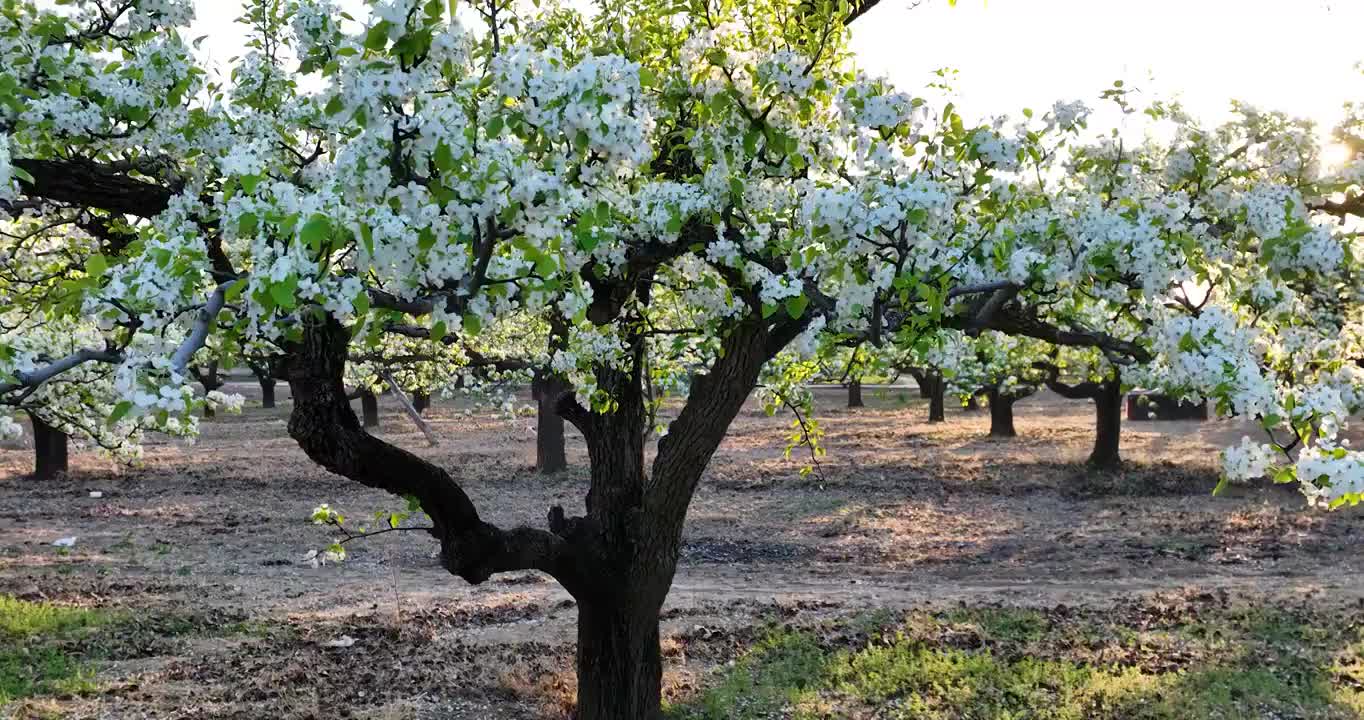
202,403,215,418
575,598,665,720
28,413,68,479
259,377,276,408
965,394,980,411
847,378,864,408
536,394,568,475
412,391,430,415
1088,378,1122,469
908,368,932,398
988,389,1016,438
360,391,379,428
928,374,945,423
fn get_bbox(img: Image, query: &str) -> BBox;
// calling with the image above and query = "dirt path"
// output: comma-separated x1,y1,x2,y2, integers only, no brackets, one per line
2,384,1363,717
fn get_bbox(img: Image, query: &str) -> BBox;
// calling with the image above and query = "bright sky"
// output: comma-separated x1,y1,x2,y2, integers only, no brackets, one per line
189,0,1364,136
851,0,1364,136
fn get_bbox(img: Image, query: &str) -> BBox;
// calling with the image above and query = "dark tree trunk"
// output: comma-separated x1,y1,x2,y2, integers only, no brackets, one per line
575,597,665,720
360,391,379,428
965,394,980,411
1089,377,1123,469
907,367,933,398
533,374,569,474
28,413,68,479
988,389,1016,438
928,373,945,423
412,391,430,415
847,378,864,408
259,377,276,408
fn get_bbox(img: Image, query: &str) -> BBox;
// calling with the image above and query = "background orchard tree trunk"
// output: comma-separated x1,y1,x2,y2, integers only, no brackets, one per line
965,393,980,411
987,388,1017,437
847,378,864,408
927,372,946,423
191,361,225,419
412,391,430,415
906,367,933,398
258,375,276,408
27,412,68,479
360,391,379,428
1039,364,1123,470
1090,374,1123,469
531,372,569,474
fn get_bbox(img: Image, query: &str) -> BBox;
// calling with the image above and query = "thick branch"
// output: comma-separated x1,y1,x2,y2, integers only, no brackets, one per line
13,158,176,218
285,317,575,588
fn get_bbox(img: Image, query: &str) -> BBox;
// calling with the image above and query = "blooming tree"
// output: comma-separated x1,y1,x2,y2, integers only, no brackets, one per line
3,1,1363,717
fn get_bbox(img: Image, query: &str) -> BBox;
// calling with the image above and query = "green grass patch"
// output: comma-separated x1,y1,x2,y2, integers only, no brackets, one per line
668,596,1364,720
0,596,111,705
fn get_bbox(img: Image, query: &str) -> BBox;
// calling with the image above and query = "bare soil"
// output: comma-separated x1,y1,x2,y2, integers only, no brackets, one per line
2,383,1362,718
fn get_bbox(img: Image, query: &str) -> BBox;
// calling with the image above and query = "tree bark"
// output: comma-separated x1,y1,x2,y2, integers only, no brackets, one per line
28,412,68,479
907,367,933,398
359,391,380,428
412,391,430,415
1089,376,1123,469
987,389,1016,438
965,394,980,411
928,373,945,423
532,374,569,474
259,377,276,408
847,378,864,408
575,598,665,720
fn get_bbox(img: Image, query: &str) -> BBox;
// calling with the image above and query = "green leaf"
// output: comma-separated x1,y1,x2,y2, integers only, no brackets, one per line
84,254,108,278
352,291,370,316
431,320,447,341
237,212,259,237
108,400,133,426
785,294,809,319
487,115,504,137
434,142,455,173
240,174,263,194
462,313,482,335
300,214,331,251
364,20,391,50
11,165,34,184
270,275,299,310
324,94,346,116
761,302,778,319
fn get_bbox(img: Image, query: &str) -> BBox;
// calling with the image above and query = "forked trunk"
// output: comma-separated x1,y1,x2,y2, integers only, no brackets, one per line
29,413,68,479
847,378,864,408
259,377,276,408
1088,378,1122,469
575,597,666,720
928,374,945,423
360,391,379,428
988,389,1016,438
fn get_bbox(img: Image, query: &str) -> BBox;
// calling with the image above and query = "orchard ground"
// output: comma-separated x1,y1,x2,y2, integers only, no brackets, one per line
3,384,1364,719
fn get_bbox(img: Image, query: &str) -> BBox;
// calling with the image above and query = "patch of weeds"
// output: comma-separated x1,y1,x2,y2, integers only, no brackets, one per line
670,596,1364,720
0,596,109,705
943,606,1049,645
667,626,831,719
